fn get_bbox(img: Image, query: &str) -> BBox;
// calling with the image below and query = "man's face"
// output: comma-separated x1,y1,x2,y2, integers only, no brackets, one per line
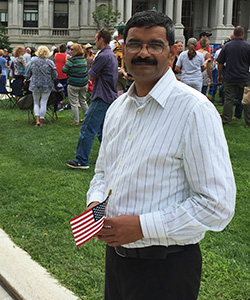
124,26,170,83
95,33,102,50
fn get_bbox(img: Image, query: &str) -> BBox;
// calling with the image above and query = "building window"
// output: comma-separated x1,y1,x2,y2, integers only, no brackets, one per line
0,1,8,27
54,0,68,28
23,0,38,27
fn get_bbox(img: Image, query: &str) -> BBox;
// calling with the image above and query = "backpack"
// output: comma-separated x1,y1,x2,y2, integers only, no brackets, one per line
113,40,124,69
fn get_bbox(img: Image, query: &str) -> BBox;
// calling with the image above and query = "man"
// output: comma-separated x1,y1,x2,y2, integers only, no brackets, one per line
196,31,212,53
23,47,31,63
86,11,236,300
66,29,118,169
217,26,250,125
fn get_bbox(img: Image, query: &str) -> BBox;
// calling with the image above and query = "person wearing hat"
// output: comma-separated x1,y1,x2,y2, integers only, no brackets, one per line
66,41,73,54
176,37,210,92
196,31,212,53
84,43,95,70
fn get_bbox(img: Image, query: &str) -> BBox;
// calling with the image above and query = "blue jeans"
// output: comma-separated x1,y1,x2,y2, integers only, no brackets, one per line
75,98,110,166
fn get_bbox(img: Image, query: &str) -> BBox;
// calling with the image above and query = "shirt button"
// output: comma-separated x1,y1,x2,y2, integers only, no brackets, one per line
137,109,142,114
119,163,123,167
128,136,132,140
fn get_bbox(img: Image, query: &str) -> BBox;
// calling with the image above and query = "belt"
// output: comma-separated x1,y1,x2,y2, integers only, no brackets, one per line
114,245,186,260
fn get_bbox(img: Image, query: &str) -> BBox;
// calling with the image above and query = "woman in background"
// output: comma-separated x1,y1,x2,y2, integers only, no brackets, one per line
0,49,8,91
62,43,88,125
12,46,27,100
198,38,213,96
175,38,209,92
25,46,57,127
54,43,70,92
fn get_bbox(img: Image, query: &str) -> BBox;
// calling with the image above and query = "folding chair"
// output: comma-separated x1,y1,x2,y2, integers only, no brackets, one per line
17,90,63,124
0,76,16,108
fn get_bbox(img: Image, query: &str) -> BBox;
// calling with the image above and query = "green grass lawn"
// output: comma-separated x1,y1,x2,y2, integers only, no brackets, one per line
0,102,250,300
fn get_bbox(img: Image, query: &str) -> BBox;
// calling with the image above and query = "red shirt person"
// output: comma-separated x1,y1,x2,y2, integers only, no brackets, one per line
196,31,212,53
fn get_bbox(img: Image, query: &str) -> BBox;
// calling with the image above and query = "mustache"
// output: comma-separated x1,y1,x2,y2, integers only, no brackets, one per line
131,57,157,65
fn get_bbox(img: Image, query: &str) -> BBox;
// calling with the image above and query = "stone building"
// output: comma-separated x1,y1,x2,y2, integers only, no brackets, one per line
1,0,250,50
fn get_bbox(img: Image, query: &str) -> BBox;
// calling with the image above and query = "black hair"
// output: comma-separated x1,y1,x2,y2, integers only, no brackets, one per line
123,11,175,47
97,28,111,45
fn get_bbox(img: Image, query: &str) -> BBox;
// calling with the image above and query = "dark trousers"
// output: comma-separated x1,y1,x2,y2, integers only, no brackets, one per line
223,81,250,125
105,244,202,300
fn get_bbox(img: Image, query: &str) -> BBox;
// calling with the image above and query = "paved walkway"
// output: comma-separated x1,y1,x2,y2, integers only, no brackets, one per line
0,229,79,300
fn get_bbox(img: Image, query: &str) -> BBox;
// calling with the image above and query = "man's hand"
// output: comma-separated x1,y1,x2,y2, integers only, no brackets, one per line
85,201,100,211
97,215,144,247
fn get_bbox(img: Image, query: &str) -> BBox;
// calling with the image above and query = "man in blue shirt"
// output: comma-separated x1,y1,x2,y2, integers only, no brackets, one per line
217,26,250,125
66,29,118,169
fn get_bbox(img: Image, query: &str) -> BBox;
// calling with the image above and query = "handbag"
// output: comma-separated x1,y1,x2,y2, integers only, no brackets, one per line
242,86,250,105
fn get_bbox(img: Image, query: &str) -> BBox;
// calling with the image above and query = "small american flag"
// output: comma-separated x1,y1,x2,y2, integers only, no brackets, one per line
70,190,111,247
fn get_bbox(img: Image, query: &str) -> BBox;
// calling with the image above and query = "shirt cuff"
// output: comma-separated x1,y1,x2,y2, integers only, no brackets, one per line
139,211,167,240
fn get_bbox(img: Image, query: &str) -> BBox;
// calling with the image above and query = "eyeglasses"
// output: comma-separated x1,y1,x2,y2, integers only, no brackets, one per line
125,42,168,55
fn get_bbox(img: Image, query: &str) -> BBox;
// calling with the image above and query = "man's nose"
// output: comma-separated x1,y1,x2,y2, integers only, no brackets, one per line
137,44,150,57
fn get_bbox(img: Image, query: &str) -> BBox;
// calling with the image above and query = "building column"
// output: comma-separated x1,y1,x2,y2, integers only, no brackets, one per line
165,0,174,20
8,0,22,36
117,1,124,22
174,0,184,42
124,0,132,23
88,0,96,26
202,0,209,29
216,0,224,27
39,0,49,29
69,0,79,29
224,0,234,27
80,0,89,26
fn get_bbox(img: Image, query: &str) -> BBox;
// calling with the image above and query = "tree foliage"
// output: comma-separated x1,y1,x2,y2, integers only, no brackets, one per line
0,24,12,52
92,4,121,34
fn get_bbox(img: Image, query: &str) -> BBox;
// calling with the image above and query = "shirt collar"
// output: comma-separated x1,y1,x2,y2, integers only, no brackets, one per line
127,68,177,108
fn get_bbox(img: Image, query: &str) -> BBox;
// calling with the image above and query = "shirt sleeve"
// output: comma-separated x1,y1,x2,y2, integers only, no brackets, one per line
88,53,107,79
139,101,236,244
62,58,73,74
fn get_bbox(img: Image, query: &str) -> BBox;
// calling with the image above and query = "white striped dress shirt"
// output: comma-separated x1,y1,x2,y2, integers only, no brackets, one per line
87,68,236,248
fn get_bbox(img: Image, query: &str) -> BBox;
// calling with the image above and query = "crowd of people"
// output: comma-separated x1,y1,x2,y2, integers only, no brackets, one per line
1,9,249,300
0,41,100,126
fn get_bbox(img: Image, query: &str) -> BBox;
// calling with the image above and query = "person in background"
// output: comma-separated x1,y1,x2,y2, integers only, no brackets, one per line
12,46,27,100
62,43,88,125
23,47,31,63
85,11,236,300
197,38,213,96
66,41,73,55
84,43,95,71
3,49,11,79
172,40,183,80
54,43,70,93
196,31,212,53
25,46,57,127
0,50,7,92
175,37,209,92
217,26,250,125
66,28,118,169
49,47,59,62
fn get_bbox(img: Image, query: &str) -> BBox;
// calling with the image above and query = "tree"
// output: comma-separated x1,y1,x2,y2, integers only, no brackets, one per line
0,24,12,52
92,4,121,34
